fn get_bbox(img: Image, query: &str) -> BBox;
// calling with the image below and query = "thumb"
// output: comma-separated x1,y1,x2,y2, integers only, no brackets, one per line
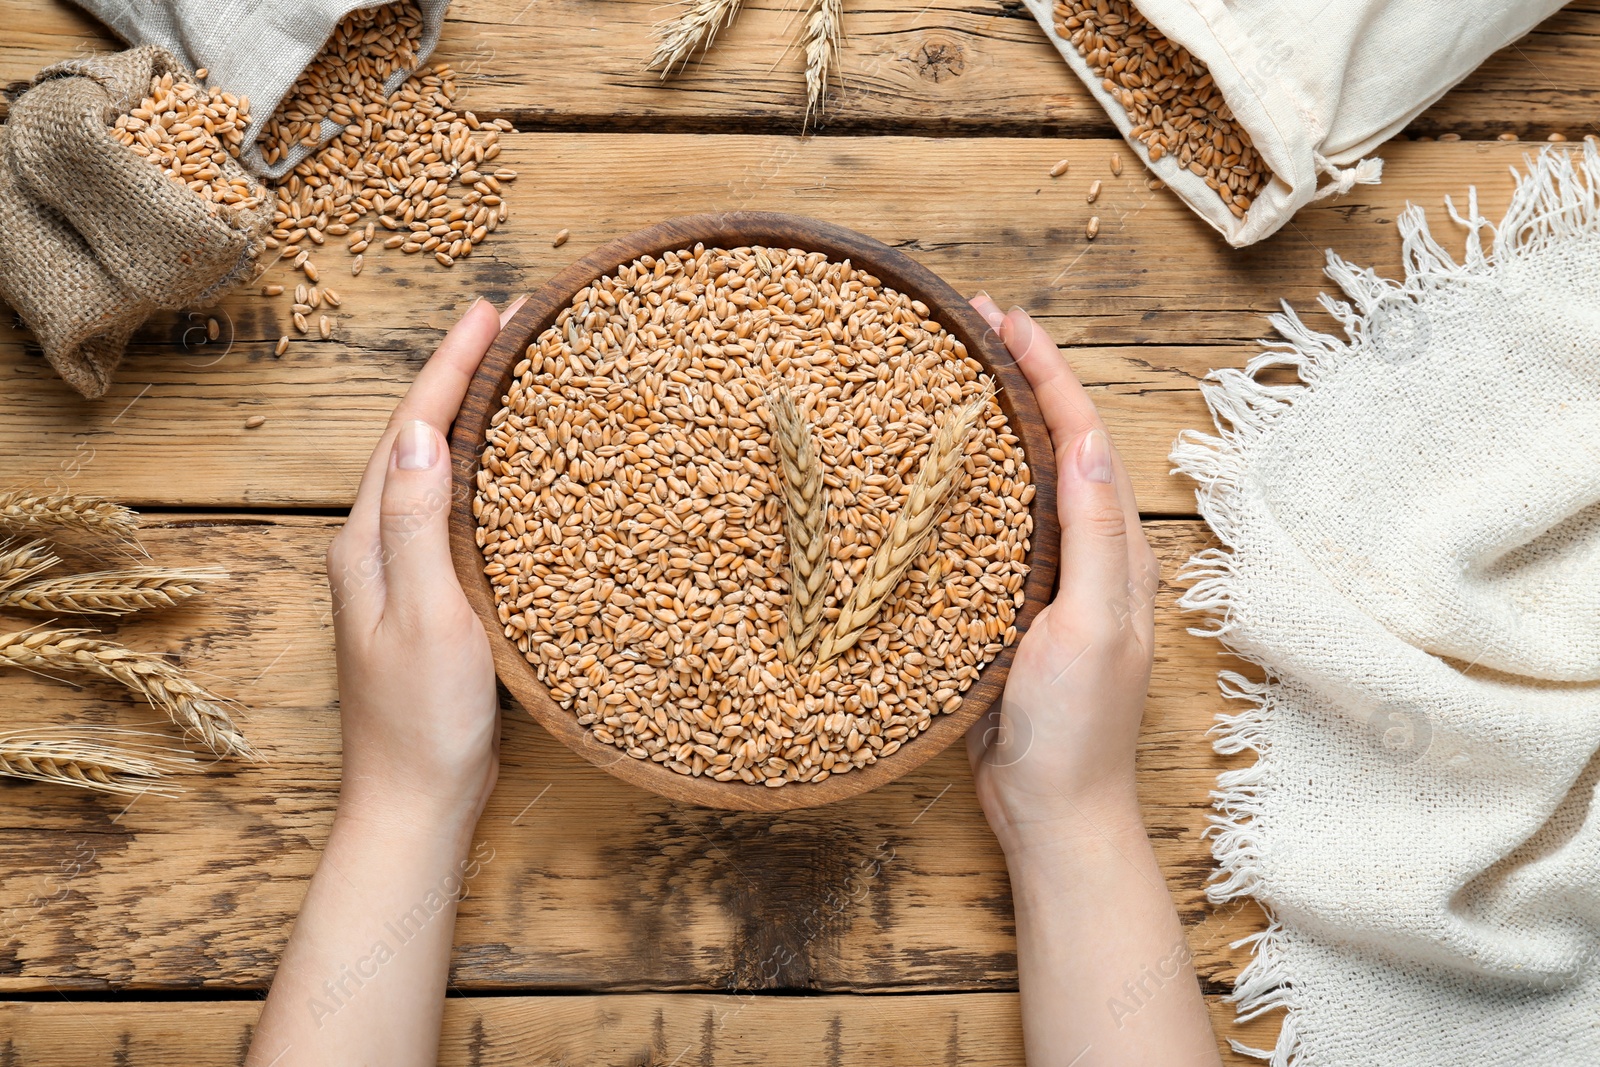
378,419,458,618
1059,428,1131,618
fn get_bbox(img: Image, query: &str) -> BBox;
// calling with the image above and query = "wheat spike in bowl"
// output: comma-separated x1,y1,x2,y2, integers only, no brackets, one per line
449,213,1058,811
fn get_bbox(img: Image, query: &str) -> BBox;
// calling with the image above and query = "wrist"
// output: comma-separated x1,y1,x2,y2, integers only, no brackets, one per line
991,779,1146,864
335,774,489,849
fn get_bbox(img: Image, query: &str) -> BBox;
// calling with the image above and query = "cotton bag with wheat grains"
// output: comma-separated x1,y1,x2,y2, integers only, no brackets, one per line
1023,0,1564,245
1171,143,1600,1065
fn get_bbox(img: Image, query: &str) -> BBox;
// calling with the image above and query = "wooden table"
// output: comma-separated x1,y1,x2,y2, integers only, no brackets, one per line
1,2,1594,1062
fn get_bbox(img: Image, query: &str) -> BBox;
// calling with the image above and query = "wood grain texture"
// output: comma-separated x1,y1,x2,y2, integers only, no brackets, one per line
0,516,1259,1017
0,0,1594,137
447,211,1060,810
0,993,1276,1065
0,136,1545,513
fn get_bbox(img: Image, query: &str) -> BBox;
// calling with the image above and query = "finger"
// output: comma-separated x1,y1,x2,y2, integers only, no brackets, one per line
345,297,505,549
970,291,1007,354
1001,306,1100,447
1057,427,1132,621
999,305,1146,592
377,419,457,622
966,706,1000,772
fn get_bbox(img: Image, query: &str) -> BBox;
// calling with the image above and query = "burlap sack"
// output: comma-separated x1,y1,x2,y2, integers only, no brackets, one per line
0,46,271,399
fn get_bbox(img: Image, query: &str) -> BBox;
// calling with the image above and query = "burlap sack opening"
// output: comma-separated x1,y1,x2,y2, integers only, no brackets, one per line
0,45,271,399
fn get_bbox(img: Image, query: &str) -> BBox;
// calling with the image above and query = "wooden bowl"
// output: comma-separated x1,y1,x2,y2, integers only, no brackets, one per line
449,212,1058,810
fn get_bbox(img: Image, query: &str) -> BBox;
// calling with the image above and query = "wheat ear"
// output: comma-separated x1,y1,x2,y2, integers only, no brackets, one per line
801,0,843,129
648,0,745,75
0,489,140,542
814,388,991,665
767,386,834,661
0,566,225,616
0,730,191,796
0,539,60,593
0,629,257,759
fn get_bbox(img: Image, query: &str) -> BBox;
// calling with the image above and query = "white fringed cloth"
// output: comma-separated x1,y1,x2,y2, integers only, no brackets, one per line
1172,144,1600,1066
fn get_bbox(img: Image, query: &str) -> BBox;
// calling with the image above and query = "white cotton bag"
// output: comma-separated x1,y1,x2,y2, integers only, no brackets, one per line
1022,0,1566,246
69,0,452,178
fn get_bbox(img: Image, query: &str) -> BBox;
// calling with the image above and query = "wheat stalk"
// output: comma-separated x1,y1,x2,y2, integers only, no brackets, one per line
814,388,992,665
801,0,843,129
0,629,257,759
0,489,140,542
0,729,191,796
767,386,834,661
648,0,746,75
0,566,225,616
0,539,60,593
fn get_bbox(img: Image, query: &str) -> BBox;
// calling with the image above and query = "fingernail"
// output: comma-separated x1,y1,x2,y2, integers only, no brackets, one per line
1004,303,1030,342
1076,429,1113,483
972,291,1004,328
499,293,531,327
395,420,438,471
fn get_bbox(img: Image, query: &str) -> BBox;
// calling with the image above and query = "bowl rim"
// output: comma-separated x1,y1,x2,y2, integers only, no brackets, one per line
448,211,1059,811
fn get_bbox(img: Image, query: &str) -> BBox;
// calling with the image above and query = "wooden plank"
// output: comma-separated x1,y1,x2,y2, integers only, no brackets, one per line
0,136,1542,512
0,992,1282,1066
0,516,1260,1005
0,0,1594,137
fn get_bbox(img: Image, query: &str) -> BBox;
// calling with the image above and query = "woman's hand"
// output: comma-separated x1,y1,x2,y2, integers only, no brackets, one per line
250,296,525,1067
326,295,525,830
965,296,1161,856
963,299,1220,1067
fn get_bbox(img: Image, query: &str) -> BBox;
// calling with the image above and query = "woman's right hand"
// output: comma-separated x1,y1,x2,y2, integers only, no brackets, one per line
964,296,1161,856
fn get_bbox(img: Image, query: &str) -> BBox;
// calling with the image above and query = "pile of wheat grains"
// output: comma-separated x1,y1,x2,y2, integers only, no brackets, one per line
110,71,265,211
1056,0,1270,218
255,1,516,350
475,244,1035,787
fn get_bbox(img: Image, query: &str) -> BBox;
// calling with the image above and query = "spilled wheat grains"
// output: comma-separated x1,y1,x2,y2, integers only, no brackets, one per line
475,244,1035,786
255,2,516,353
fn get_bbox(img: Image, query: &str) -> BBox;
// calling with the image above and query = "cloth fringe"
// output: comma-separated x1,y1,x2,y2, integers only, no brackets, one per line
1169,140,1600,1066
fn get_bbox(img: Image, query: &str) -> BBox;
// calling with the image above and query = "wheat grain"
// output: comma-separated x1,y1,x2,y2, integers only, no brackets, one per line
253,3,514,325
648,0,746,75
1056,0,1272,217
814,388,991,665
0,490,139,542
0,567,224,616
0,732,192,796
0,629,256,759
802,0,843,128
766,385,834,661
110,72,265,211
0,540,59,593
